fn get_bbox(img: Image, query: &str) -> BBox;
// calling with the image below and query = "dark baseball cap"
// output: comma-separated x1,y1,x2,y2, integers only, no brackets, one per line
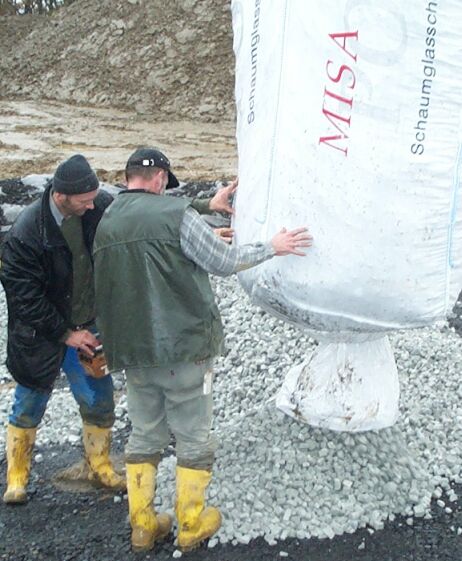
125,147,179,189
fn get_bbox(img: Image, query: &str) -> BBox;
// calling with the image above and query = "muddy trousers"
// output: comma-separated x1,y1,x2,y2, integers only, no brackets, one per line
125,360,216,470
9,346,115,429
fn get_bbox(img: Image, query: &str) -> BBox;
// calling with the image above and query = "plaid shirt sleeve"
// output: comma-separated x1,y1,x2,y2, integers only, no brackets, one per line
180,207,275,276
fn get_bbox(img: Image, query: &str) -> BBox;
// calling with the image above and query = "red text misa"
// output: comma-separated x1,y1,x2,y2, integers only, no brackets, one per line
319,31,358,157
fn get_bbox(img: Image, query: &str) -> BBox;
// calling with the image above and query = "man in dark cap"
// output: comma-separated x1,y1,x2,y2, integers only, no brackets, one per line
0,154,126,505
94,147,312,552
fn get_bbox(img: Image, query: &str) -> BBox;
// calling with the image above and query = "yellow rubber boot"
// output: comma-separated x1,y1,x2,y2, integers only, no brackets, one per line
126,463,173,552
175,466,222,551
3,424,37,504
82,424,126,491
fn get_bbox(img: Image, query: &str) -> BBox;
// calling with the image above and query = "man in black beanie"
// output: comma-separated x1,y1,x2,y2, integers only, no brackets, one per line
0,154,125,504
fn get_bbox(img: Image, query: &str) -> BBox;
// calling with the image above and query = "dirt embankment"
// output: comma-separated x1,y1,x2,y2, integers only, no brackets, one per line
0,0,235,123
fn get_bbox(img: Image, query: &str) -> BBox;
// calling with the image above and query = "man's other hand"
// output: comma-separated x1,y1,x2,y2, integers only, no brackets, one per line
213,227,234,244
65,329,99,358
209,179,238,215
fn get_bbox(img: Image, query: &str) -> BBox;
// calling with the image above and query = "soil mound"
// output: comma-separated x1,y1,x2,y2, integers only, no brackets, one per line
0,0,235,122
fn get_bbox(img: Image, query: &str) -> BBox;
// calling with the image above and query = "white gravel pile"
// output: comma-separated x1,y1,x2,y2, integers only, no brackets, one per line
1,277,462,545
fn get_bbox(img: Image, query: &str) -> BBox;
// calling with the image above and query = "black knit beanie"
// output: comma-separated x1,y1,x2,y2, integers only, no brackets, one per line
52,154,99,195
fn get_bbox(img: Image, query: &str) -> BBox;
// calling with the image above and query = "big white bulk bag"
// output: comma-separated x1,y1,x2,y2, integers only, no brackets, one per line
231,0,462,431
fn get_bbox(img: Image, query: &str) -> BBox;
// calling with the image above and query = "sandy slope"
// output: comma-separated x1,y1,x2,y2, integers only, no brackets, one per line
0,99,237,181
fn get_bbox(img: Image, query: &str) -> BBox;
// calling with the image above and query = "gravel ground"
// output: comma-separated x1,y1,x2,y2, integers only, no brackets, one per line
1,446,462,561
1,180,462,560
1,279,462,560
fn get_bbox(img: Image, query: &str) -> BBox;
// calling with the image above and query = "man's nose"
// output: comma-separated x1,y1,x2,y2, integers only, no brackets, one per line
86,202,95,210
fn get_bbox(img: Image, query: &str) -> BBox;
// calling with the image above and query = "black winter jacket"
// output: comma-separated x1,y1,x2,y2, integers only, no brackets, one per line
0,183,113,390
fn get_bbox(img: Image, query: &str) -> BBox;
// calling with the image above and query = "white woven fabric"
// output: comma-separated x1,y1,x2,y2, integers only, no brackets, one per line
231,0,462,430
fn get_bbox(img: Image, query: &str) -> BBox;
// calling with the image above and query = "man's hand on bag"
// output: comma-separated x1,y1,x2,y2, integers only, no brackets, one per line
209,178,238,215
213,227,234,244
64,329,99,358
271,227,313,256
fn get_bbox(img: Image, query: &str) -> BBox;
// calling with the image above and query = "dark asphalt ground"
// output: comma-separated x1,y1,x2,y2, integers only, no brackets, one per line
1,177,462,561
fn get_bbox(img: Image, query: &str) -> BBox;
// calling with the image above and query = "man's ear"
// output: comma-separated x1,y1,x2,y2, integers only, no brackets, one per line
154,168,165,187
53,191,66,204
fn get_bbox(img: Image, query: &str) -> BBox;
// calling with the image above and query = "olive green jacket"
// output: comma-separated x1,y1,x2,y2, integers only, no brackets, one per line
93,190,224,371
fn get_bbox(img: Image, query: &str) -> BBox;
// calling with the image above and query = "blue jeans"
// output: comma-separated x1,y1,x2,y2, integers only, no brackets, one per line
9,346,115,429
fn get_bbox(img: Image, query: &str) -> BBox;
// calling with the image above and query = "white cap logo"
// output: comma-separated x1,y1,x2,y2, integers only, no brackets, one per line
140,156,169,167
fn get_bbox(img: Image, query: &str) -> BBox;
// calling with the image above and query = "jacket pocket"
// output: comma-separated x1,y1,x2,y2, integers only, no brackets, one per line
7,322,64,390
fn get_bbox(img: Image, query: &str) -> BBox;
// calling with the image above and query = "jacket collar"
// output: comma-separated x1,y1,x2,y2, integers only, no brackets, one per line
41,181,68,248
118,188,160,196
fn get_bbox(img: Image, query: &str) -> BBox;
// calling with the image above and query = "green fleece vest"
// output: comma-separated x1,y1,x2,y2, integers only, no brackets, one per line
93,191,224,371
60,215,95,326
